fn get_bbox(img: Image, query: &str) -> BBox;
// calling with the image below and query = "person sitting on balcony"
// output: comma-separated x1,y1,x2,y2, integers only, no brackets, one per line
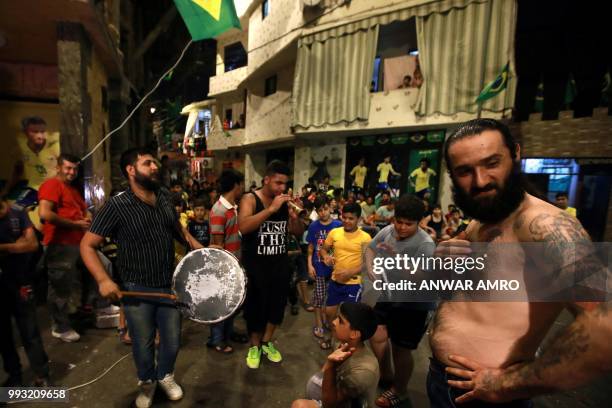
398,75,412,89
411,67,423,88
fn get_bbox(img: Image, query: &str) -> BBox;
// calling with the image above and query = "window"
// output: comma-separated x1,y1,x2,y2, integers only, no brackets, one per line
224,42,247,72
522,158,580,202
262,0,270,19
375,20,419,91
264,75,277,96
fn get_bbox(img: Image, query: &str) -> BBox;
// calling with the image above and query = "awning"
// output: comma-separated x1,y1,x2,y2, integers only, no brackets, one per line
300,0,488,45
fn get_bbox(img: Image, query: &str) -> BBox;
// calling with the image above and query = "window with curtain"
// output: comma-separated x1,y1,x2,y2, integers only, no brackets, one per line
292,25,379,129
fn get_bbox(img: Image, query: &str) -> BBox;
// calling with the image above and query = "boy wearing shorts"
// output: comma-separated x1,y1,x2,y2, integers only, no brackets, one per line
306,197,342,344
365,195,436,407
320,203,372,349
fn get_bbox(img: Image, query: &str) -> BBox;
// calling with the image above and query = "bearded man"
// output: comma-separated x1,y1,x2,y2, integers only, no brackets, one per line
427,119,605,407
80,147,202,408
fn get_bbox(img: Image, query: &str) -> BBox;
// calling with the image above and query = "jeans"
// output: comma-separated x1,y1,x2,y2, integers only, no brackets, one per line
44,244,84,332
427,357,533,408
0,273,49,379
122,282,181,381
208,316,235,347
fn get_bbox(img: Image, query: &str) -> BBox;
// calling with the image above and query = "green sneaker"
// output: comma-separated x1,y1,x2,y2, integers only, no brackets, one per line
261,342,283,363
246,346,261,369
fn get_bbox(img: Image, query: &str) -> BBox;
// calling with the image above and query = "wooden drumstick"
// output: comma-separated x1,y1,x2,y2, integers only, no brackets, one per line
120,291,177,300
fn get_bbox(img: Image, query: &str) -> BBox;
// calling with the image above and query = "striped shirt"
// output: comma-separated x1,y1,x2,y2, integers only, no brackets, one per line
89,187,181,287
209,195,241,259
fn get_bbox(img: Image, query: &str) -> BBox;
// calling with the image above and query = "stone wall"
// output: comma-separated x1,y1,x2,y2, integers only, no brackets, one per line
511,108,612,158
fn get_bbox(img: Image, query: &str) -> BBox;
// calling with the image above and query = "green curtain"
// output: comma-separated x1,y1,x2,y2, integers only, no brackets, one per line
292,25,379,129
415,0,517,116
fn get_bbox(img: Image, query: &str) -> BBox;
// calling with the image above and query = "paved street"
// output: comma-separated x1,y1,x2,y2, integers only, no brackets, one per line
2,298,611,407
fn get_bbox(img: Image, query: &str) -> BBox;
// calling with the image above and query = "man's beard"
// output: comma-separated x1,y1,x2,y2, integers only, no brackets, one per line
134,169,160,191
452,162,525,224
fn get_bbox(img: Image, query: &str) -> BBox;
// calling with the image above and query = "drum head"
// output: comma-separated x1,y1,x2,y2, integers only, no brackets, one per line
173,248,246,324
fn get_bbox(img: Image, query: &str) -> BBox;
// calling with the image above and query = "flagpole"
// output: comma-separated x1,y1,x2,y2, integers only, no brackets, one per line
477,0,495,119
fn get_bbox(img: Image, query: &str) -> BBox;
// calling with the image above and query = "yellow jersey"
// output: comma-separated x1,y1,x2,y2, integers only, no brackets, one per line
350,165,368,188
377,162,395,183
410,167,436,192
325,227,372,285
13,133,60,190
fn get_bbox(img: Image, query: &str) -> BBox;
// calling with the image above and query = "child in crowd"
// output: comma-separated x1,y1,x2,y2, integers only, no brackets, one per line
366,195,436,407
445,208,463,238
291,302,380,408
329,198,340,220
319,203,372,349
172,194,189,228
187,198,210,247
207,169,247,352
306,197,342,347
420,204,446,241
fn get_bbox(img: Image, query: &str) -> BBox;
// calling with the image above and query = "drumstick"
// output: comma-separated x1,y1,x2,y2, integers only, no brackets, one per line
120,291,177,300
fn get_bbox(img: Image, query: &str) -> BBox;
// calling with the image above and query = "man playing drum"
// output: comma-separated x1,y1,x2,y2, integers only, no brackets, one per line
80,147,202,408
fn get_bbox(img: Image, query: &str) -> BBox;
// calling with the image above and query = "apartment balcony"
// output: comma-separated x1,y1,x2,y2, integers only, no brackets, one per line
206,118,246,151
209,66,248,97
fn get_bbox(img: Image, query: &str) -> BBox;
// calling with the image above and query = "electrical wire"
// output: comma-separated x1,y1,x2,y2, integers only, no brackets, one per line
6,352,132,404
79,39,193,162
65,352,132,391
79,0,372,162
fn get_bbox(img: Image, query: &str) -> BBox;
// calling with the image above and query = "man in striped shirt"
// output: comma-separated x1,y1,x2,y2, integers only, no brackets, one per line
207,169,244,353
80,148,202,408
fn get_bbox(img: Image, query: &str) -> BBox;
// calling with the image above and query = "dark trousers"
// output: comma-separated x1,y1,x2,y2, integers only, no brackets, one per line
44,244,84,331
0,274,49,380
427,357,532,408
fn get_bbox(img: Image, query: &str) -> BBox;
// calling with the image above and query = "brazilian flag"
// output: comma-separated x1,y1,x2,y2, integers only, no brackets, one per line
476,62,510,103
174,0,241,41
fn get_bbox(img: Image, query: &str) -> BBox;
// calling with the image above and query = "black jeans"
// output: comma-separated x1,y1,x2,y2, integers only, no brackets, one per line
427,357,532,408
0,273,49,380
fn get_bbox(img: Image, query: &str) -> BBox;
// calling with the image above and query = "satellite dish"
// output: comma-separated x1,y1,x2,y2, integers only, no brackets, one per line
303,0,322,7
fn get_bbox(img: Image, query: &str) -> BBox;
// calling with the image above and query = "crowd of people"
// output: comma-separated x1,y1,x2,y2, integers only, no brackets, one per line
1,118,610,408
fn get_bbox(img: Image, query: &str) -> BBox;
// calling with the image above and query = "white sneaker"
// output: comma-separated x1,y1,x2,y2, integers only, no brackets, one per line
158,373,183,401
51,329,80,342
135,380,157,408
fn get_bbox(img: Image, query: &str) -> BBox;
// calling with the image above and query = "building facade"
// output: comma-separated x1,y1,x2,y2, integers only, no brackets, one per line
200,0,610,239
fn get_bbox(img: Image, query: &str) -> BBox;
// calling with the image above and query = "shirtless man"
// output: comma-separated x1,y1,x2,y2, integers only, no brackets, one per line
427,118,604,407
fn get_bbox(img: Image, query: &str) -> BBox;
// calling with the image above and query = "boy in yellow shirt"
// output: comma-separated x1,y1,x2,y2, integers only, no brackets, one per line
320,202,372,342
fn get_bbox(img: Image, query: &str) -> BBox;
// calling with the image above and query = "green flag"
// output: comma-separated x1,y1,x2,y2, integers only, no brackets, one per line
476,62,510,103
174,0,241,41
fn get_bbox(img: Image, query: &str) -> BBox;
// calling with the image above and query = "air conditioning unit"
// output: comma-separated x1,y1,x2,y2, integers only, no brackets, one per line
202,157,214,169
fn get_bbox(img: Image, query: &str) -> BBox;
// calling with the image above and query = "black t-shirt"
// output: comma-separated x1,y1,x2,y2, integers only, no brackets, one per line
241,192,289,263
0,204,33,279
188,219,210,247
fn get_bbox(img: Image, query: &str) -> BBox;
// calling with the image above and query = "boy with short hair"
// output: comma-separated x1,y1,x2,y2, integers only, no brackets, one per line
319,203,372,348
365,194,435,407
208,169,245,353
306,196,342,342
555,192,576,217
291,302,380,408
187,198,210,247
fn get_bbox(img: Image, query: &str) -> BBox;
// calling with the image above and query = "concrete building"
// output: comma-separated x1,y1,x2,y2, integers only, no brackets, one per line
203,0,516,206
198,0,610,239
0,0,125,207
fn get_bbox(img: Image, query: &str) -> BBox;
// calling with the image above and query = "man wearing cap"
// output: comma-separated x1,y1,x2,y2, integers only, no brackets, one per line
292,302,380,408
